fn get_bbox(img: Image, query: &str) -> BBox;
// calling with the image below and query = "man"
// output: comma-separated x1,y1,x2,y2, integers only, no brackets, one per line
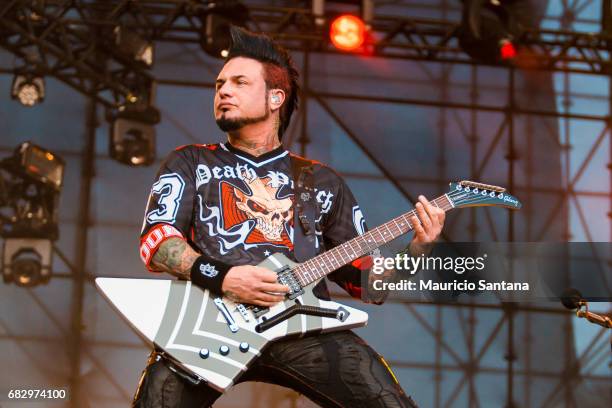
134,26,445,408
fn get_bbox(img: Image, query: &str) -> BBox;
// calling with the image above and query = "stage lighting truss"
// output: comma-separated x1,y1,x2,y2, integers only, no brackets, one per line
2,1,612,109
11,74,45,107
0,1,155,109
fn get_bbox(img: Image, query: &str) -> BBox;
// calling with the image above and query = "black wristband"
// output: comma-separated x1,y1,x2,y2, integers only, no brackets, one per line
190,255,233,296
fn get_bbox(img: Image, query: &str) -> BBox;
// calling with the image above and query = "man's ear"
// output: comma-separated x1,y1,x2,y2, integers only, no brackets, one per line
269,89,285,111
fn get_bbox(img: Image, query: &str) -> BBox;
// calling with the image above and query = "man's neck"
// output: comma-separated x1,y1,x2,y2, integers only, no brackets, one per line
227,122,281,157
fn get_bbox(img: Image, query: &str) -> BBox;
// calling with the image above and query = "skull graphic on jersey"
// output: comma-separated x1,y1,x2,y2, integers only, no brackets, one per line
233,174,293,241
209,172,294,251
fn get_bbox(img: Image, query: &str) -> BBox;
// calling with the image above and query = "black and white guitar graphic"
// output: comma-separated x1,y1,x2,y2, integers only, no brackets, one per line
96,180,521,392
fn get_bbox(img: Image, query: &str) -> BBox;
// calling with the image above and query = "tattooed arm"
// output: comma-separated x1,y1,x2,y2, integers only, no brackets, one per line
150,237,200,280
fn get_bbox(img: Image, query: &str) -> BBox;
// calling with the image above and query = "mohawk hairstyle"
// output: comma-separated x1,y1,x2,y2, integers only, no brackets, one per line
225,26,299,140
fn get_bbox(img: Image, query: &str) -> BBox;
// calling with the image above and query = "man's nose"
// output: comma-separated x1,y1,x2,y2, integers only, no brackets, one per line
217,82,232,98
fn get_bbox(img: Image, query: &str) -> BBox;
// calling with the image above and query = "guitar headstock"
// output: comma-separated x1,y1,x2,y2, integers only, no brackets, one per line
447,180,522,210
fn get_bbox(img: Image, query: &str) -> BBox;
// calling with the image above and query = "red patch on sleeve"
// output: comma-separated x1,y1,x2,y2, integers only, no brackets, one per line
139,224,185,272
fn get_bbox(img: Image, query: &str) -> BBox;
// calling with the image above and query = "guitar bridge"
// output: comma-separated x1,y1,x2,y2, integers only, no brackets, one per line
276,265,304,300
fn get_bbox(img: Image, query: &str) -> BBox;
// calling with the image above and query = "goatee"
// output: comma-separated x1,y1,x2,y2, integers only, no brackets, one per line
216,110,270,132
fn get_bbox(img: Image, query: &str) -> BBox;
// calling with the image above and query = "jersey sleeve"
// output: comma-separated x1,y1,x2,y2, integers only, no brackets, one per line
322,174,381,302
139,147,197,270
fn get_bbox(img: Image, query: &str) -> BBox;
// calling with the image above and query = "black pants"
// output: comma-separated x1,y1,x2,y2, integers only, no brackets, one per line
133,330,418,408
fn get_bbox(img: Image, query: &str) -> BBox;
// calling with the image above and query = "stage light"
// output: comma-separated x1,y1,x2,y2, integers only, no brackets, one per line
110,122,156,166
108,78,159,167
0,143,62,288
499,39,517,60
14,142,65,191
2,239,52,287
458,0,528,64
11,74,45,107
109,104,159,167
114,26,154,67
0,143,64,240
330,14,366,51
199,1,249,58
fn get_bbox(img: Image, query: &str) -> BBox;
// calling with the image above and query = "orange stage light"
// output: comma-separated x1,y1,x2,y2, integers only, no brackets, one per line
330,15,365,51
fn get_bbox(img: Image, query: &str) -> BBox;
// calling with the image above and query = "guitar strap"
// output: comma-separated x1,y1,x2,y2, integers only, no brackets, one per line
289,153,330,300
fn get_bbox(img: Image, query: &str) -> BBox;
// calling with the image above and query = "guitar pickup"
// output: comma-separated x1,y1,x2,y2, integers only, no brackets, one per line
276,266,304,300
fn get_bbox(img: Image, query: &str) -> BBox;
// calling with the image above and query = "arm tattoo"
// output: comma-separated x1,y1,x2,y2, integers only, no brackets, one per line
151,238,200,280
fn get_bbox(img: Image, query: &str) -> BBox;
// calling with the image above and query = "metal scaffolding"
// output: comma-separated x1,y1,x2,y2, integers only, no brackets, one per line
0,1,610,407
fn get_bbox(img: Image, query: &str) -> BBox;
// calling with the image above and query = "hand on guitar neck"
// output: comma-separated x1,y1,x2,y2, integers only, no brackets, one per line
407,195,446,257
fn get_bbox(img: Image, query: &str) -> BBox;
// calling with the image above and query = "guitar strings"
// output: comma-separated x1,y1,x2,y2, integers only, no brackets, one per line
290,186,508,285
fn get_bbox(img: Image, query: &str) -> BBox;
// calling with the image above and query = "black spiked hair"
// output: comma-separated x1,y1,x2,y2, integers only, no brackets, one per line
225,26,299,140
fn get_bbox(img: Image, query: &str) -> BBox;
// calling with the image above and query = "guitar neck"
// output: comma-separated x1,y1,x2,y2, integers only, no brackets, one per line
292,194,455,286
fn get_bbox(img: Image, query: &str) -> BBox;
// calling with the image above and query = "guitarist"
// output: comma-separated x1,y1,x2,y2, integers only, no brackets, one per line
135,26,445,408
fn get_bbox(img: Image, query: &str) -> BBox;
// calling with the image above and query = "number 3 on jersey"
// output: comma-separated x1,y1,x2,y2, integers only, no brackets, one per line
146,174,185,224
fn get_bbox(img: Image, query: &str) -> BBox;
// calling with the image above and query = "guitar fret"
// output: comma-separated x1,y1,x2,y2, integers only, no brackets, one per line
392,218,400,235
328,249,341,270
383,223,392,239
301,268,311,283
319,253,332,276
297,269,307,286
375,227,384,244
344,242,355,260
354,236,367,254
339,243,351,263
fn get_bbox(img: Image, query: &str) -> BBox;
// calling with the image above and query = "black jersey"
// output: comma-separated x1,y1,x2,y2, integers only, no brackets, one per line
139,142,372,299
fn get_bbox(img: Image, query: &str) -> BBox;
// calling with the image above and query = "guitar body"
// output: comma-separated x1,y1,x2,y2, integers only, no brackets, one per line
96,253,368,392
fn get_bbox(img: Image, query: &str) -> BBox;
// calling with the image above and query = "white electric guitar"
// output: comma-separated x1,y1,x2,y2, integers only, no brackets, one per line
96,180,521,392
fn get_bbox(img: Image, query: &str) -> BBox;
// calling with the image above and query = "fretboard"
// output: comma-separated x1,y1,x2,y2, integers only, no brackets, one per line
292,194,454,286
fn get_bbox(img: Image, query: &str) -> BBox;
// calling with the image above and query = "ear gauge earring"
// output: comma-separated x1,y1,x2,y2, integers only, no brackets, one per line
272,95,280,104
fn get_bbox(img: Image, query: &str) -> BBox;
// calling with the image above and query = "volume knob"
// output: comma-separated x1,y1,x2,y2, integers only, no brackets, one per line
219,345,230,356
199,348,210,359
239,342,250,353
